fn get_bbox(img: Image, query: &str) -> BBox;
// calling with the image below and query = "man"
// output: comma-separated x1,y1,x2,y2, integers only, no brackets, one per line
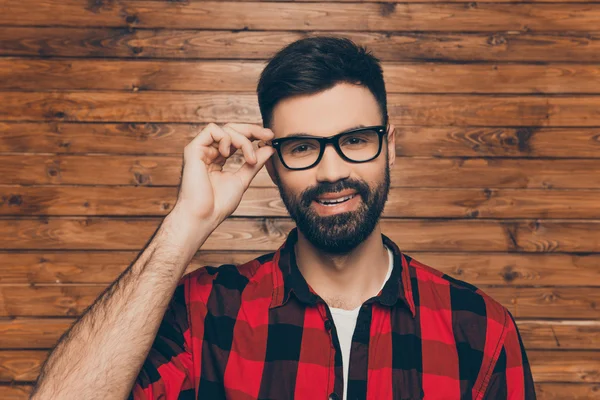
31,36,535,399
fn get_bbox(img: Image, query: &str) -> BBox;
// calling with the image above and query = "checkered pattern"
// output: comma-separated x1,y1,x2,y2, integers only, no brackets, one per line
129,227,535,399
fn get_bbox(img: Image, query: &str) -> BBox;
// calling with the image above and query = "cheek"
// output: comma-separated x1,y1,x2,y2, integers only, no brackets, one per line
279,170,314,195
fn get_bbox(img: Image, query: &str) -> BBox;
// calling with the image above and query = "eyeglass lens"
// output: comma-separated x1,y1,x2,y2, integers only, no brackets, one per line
279,129,380,169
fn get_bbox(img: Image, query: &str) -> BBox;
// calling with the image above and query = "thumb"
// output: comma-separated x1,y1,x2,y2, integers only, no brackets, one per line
235,145,276,189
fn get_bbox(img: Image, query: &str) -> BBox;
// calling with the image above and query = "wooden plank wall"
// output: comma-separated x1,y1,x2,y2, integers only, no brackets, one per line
1,0,599,398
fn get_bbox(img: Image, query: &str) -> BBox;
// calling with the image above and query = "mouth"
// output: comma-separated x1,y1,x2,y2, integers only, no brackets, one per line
314,193,358,206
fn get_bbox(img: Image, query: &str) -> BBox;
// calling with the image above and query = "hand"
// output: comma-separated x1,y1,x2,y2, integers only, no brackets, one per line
171,122,276,228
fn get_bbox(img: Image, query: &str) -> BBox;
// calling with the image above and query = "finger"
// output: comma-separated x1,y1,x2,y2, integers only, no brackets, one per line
222,123,275,141
205,124,231,158
235,145,276,189
184,123,224,156
188,122,216,147
184,124,232,169
222,125,257,165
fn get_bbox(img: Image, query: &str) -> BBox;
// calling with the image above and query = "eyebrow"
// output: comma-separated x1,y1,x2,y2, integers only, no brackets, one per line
283,124,367,139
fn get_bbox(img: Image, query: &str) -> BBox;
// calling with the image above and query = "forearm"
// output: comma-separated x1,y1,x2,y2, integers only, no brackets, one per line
30,209,216,400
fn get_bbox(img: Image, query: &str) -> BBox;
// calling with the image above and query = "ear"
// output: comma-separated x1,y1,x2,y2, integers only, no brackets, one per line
387,124,396,168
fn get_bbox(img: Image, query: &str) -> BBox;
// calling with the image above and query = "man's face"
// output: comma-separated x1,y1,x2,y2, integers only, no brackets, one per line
265,82,396,254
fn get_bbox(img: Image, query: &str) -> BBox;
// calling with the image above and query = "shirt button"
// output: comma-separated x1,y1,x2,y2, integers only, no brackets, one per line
328,393,340,400
324,319,333,331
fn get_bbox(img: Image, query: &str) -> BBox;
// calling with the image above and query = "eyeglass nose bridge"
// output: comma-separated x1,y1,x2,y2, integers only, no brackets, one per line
315,135,351,164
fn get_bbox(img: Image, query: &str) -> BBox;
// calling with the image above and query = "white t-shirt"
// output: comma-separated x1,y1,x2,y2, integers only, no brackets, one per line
329,245,394,400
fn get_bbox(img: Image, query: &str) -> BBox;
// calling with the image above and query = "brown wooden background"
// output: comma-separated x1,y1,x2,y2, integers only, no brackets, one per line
1,0,600,398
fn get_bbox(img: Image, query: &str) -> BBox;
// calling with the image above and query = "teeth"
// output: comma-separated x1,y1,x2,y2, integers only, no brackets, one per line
316,194,355,205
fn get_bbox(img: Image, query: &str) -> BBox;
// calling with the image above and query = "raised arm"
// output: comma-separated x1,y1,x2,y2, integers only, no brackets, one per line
29,123,276,400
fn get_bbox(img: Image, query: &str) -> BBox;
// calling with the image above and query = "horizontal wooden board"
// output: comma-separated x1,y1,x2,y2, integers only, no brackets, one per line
528,351,600,383
487,287,600,319
3,2,600,32
7,155,600,189
516,320,600,350
0,122,199,154
2,250,600,287
3,123,600,159
2,92,600,127
0,349,597,383
4,59,600,94
2,28,600,63
7,217,600,254
533,383,600,400
1,383,598,400
5,186,600,221
396,126,600,158
1,317,598,350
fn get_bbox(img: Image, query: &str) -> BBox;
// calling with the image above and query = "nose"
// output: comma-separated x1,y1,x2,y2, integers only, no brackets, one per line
314,142,351,183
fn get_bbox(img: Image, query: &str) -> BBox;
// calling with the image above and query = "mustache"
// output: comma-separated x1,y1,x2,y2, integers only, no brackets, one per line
300,179,370,207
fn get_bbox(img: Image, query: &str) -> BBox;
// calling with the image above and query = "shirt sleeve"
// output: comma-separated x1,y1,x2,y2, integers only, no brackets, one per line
128,273,196,400
483,310,536,399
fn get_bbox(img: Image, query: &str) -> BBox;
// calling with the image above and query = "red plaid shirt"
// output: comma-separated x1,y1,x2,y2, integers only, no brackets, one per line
129,227,535,399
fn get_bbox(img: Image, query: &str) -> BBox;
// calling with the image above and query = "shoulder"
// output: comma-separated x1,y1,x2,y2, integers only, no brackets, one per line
405,254,510,329
404,254,513,370
177,251,278,306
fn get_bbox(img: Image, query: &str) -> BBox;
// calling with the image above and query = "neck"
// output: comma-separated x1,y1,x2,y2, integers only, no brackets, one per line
294,225,390,310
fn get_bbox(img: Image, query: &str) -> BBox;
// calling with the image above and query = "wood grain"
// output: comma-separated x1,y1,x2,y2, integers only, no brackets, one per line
6,217,600,254
4,123,600,159
529,351,600,383
4,59,600,94
2,29,600,63
8,154,600,189
533,383,600,400
2,92,600,127
1,246,600,287
1,250,600,287
3,2,599,32
5,186,600,221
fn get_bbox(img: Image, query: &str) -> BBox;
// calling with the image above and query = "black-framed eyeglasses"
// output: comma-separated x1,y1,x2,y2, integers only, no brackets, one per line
265,125,388,170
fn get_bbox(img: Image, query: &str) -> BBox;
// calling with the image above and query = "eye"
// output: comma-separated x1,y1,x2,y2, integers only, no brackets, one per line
342,136,367,145
291,143,316,154
346,137,365,144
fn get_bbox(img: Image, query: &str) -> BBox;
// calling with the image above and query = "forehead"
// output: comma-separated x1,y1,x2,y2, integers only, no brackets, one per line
270,82,382,138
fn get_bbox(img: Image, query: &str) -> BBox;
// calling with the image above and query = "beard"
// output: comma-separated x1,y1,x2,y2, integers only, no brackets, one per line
273,157,391,255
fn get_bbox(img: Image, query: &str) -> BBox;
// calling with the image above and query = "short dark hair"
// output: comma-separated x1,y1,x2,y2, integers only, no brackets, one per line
256,36,388,130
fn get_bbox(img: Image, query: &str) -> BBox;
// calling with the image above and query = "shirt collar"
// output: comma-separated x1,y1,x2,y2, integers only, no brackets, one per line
269,227,416,318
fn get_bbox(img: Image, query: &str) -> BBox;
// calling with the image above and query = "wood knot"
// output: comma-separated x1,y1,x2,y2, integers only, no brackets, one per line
379,3,396,17
487,35,507,46
467,209,479,218
133,172,151,185
501,265,519,283
125,15,139,24
47,165,60,177
8,195,23,206
514,127,534,153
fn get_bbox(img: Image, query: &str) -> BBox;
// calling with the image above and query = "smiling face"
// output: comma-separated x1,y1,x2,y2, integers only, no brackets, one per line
265,82,396,254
